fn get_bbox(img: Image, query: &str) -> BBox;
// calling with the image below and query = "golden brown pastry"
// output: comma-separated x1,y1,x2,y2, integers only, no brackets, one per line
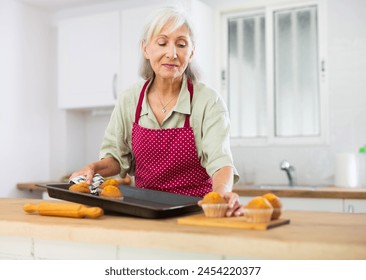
201,192,227,204
262,193,282,220
100,185,123,198
200,192,228,218
69,182,90,194
99,179,120,189
245,196,273,209
121,175,132,185
243,196,273,223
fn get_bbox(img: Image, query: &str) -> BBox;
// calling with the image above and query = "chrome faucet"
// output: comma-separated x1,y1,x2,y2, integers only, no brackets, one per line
280,160,296,186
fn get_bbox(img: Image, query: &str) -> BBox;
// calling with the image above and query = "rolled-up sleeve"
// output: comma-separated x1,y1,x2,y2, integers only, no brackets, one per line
99,89,135,178
199,94,239,183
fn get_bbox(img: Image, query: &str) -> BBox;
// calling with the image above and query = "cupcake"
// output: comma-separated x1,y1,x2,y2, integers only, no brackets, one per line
243,196,273,223
262,193,282,220
201,192,228,218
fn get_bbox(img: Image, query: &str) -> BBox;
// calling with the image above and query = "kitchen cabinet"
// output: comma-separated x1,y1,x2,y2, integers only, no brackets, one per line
239,196,344,213
119,4,164,91
240,196,366,213
280,197,344,212
344,199,366,213
57,11,120,109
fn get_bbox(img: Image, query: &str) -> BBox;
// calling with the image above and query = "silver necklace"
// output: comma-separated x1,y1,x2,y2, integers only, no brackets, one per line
157,92,177,113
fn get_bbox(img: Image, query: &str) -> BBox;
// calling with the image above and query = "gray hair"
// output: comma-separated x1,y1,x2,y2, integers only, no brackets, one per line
138,7,199,81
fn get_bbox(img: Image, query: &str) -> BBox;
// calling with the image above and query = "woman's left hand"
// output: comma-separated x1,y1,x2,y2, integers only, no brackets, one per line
223,192,243,217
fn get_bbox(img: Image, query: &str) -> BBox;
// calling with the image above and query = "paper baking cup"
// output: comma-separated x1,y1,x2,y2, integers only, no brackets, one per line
201,204,229,218
243,208,273,223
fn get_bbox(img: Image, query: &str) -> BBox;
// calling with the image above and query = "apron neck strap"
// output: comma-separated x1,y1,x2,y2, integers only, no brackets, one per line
184,79,194,128
135,78,194,127
135,80,150,123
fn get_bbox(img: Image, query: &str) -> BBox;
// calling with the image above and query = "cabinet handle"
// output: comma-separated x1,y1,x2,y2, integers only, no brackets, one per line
113,73,118,100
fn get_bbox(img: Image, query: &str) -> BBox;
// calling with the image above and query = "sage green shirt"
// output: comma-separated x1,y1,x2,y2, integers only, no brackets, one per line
99,76,239,183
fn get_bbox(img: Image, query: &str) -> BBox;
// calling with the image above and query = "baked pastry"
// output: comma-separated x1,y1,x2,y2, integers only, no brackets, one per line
100,185,123,198
121,175,132,185
201,192,227,204
243,196,273,223
69,182,90,194
99,178,120,189
262,193,282,220
246,196,273,209
201,192,228,218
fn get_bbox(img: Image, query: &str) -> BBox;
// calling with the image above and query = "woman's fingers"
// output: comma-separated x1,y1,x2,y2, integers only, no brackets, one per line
222,193,244,217
69,165,95,185
198,192,243,217
223,192,239,208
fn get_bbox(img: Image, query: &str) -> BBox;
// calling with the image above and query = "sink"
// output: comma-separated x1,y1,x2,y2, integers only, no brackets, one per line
254,185,320,190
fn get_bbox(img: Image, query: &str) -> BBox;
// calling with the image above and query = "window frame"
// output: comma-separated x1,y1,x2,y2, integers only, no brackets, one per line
220,0,328,147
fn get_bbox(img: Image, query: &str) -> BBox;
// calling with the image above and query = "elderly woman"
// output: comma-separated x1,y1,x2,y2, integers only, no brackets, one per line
70,7,242,216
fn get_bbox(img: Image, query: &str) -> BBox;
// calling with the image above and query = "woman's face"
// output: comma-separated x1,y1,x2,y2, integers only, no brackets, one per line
143,22,194,80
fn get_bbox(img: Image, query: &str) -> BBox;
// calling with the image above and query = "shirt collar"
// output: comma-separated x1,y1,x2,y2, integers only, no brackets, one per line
140,75,191,117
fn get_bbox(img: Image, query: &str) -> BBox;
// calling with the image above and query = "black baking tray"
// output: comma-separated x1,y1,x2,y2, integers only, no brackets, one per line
37,183,202,219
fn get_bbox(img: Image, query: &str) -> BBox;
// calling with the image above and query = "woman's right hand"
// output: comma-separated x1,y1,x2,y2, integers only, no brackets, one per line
69,158,121,185
69,164,96,185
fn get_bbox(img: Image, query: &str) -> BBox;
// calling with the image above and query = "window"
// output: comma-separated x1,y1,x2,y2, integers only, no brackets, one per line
222,1,327,145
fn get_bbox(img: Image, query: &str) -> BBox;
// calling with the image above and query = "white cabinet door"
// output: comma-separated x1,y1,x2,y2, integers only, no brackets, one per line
188,0,216,88
280,197,343,212
239,196,344,212
58,11,120,109
119,3,163,90
344,199,366,213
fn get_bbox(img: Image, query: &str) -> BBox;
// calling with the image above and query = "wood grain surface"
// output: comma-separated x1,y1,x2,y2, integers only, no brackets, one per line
177,214,290,230
1,198,366,259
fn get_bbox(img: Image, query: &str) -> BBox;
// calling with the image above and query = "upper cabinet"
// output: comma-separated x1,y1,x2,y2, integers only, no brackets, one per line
58,11,120,109
119,3,164,91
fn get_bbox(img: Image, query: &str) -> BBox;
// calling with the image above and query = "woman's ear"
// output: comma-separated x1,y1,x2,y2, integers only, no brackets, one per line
142,41,150,59
188,47,195,62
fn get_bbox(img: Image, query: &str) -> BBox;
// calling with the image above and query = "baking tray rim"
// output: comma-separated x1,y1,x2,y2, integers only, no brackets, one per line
37,183,201,212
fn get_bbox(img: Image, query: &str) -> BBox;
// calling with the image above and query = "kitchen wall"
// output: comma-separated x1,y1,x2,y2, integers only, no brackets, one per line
1,0,366,197
0,0,53,197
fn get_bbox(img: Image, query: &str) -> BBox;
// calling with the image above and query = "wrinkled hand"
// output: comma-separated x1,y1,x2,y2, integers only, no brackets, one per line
222,192,243,217
69,164,96,185
198,192,243,217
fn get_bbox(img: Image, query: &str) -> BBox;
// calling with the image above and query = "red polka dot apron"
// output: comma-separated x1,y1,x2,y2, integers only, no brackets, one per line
131,79,212,197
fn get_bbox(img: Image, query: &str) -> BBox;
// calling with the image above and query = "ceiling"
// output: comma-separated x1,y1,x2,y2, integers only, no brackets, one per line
17,0,221,11
17,0,123,11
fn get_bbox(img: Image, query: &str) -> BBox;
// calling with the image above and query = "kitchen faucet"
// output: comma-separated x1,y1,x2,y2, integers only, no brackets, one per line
280,160,296,186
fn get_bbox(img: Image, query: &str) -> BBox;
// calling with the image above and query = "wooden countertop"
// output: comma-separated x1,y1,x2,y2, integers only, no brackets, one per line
1,198,366,259
17,182,366,199
17,182,51,191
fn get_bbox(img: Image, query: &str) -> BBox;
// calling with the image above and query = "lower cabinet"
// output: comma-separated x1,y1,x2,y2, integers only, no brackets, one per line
343,199,366,213
280,197,344,212
239,196,365,213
